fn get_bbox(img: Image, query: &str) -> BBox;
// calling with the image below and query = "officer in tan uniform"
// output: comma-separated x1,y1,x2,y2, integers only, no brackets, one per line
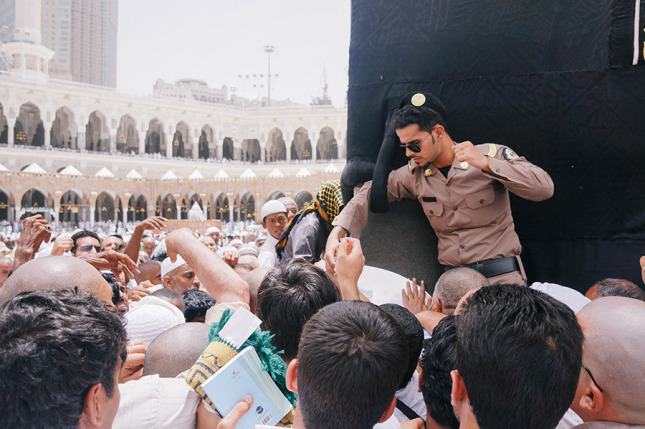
325,92,554,285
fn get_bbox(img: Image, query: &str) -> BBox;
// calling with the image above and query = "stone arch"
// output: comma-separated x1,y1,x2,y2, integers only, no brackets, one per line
172,121,191,158
145,118,166,155
156,192,177,219
0,103,7,144
15,102,44,147
59,189,90,224
266,190,285,201
21,187,54,220
95,191,123,222
265,128,286,162
241,139,261,162
294,190,314,210
85,110,110,152
291,127,312,160
233,191,255,222
117,114,139,154
222,137,234,160
316,126,338,160
128,193,147,222
0,187,15,221
199,124,215,160
181,191,202,220
208,191,229,221
51,106,77,149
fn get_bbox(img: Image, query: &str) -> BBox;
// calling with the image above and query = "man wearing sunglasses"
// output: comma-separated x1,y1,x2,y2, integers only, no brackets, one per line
71,230,102,256
326,92,554,285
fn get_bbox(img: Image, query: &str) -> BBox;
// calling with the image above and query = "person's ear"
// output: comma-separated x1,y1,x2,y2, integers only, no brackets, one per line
80,382,103,426
433,124,445,138
430,297,442,313
451,369,468,407
286,359,298,393
576,381,604,414
162,275,173,290
377,396,397,423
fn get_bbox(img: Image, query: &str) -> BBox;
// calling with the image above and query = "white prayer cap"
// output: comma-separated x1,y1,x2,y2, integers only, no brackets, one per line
160,255,187,278
261,200,287,220
124,296,185,345
205,226,220,235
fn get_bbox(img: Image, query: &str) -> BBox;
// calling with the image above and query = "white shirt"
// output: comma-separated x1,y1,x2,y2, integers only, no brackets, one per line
258,235,280,268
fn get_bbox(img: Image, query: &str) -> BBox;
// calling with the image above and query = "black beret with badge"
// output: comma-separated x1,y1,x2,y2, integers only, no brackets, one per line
398,91,448,123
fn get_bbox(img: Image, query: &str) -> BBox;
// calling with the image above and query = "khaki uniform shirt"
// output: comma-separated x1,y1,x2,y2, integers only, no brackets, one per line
333,143,554,267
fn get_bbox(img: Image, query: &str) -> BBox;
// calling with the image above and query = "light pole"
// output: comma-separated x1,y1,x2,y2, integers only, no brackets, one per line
263,45,275,107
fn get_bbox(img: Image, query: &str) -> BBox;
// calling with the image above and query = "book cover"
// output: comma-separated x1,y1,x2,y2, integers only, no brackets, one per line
200,346,292,428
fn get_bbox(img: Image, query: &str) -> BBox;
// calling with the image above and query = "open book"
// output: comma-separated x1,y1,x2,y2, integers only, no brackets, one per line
200,346,292,428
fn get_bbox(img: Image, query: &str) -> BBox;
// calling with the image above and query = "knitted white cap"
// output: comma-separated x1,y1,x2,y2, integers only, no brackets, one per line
261,200,287,220
160,255,187,278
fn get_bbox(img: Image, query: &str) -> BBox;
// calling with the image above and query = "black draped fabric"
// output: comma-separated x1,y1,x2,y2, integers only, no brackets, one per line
345,0,645,291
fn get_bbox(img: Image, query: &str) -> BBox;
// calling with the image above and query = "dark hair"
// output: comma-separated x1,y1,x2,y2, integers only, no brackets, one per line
101,271,121,305
0,289,126,428
256,260,341,361
380,303,424,389
392,105,447,134
150,250,169,262
421,316,459,429
593,278,645,301
297,301,408,429
456,284,583,429
71,230,101,253
182,289,215,322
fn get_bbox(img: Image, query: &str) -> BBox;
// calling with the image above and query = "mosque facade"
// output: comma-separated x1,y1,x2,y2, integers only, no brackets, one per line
0,72,347,225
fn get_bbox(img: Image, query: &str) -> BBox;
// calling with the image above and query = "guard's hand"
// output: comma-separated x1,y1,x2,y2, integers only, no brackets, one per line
135,216,168,233
454,141,490,172
217,395,253,429
640,255,645,285
78,250,139,279
119,341,146,383
402,278,430,315
50,234,73,256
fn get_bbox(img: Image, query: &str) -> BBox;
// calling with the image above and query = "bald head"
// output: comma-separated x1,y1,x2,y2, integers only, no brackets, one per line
432,268,489,315
576,297,645,422
242,267,273,314
135,261,162,285
0,256,113,306
143,322,211,378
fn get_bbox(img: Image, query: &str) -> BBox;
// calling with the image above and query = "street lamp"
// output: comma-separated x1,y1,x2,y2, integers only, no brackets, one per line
263,45,275,107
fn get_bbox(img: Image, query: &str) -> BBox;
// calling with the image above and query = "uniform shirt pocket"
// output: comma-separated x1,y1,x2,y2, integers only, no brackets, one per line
465,188,496,209
424,201,444,217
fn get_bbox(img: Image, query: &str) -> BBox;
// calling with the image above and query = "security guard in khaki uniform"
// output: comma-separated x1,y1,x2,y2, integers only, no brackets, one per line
325,92,554,285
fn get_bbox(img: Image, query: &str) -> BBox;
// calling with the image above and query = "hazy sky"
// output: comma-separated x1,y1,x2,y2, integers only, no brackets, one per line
117,0,351,107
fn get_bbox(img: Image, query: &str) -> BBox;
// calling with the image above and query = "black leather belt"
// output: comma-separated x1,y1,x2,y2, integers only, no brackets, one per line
444,256,519,278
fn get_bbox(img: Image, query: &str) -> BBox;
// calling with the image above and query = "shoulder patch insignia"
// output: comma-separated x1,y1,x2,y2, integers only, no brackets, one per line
503,148,518,160
487,144,497,158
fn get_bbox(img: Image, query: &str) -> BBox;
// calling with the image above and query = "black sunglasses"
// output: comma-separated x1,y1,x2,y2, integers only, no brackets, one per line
78,245,101,252
400,132,432,153
581,363,603,392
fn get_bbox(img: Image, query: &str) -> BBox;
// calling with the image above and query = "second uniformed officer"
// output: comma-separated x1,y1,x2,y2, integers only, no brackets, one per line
325,92,554,285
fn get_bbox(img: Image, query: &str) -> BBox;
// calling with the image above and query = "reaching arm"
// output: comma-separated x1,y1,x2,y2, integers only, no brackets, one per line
12,215,51,272
165,228,249,304
123,216,167,262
